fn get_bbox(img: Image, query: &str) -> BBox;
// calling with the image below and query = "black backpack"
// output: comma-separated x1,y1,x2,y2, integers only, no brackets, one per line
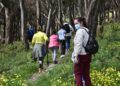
83,28,99,54
64,24,70,33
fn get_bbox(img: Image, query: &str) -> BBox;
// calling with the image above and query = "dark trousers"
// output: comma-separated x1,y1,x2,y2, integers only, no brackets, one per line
74,54,92,86
60,40,66,55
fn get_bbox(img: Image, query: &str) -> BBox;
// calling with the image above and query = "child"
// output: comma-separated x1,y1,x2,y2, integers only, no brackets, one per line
32,27,48,73
49,31,59,64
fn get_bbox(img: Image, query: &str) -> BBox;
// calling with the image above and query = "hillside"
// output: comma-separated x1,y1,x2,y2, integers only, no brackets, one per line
0,23,120,86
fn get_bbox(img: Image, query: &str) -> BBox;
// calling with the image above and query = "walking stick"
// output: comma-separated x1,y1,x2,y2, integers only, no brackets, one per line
46,42,49,66
46,50,49,66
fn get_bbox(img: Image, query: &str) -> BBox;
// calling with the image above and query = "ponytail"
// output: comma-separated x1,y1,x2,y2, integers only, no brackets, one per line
77,17,88,28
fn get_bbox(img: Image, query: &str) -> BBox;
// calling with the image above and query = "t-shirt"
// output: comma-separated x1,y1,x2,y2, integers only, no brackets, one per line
57,29,66,40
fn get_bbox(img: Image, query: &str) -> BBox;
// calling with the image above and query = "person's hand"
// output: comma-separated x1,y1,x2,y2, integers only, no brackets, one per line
73,56,78,64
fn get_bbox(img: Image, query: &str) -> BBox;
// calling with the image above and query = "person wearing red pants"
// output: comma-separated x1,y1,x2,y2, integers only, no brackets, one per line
74,54,92,86
73,17,92,86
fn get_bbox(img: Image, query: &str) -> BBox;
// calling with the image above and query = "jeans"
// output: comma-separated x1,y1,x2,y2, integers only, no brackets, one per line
74,54,92,86
66,36,71,50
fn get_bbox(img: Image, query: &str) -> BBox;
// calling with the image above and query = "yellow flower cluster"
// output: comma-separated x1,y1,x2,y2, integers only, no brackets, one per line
91,68,120,86
0,74,26,86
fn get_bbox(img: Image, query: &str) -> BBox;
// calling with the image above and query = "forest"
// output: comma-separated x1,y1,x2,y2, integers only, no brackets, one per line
0,0,120,86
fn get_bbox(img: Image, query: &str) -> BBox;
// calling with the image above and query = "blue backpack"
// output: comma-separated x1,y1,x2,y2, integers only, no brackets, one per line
27,26,35,37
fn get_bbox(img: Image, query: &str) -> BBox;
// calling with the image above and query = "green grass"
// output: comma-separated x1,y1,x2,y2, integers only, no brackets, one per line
0,42,38,86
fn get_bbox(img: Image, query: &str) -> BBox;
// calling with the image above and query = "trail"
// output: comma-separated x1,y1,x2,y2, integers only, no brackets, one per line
27,54,66,85
27,63,56,84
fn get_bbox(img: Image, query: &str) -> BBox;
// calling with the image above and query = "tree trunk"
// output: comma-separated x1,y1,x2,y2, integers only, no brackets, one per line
46,8,52,36
20,0,24,42
20,0,29,50
86,0,100,37
36,0,40,29
78,0,85,16
69,4,73,27
58,0,63,26
86,0,96,23
4,7,10,43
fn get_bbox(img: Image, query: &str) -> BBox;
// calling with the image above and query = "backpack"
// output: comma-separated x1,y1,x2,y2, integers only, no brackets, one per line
27,26,35,37
64,24,70,33
83,28,99,54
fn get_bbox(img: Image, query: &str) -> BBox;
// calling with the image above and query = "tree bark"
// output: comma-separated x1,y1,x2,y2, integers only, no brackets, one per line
4,7,10,43
46,8,52,36
87,0,100,37
20,0,24,42
36,0,40,29
58,0,63,26
20,0,29,50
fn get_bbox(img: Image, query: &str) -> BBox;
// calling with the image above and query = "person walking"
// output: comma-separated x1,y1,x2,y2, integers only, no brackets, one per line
73,17,92,86
48,31,59,64
27,23,35,42
32,27,48,73
58,26,66,58
63,22,74,53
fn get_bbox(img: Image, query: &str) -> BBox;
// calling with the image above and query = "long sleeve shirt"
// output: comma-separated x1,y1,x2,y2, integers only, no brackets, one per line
32,31,48,45
74,27,89,56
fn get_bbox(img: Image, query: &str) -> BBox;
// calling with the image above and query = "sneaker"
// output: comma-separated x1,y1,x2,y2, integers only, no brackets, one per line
60,55,65,58
38,61,42,64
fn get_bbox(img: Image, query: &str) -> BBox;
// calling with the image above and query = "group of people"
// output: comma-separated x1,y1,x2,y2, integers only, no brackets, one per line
28,22,74,73
28,17,92,86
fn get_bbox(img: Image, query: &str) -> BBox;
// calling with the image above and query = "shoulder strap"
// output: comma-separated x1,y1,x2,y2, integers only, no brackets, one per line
82,27,89,35
81,27,90,47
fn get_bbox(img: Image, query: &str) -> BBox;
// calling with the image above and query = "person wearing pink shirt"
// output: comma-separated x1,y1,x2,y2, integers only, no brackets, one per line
49,31,59,64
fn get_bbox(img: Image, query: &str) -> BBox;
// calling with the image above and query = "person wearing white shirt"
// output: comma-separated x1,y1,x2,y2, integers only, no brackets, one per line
58,26,66,58
73,17,92,86
63,22,74,53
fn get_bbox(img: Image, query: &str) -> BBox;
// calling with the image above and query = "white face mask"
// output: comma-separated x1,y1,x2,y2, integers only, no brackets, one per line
75,23,81,30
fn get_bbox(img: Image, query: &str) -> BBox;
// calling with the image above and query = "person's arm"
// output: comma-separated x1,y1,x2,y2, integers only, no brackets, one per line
64,30,67,36
43,33,49,54
74,29,84,57
69,24,74,32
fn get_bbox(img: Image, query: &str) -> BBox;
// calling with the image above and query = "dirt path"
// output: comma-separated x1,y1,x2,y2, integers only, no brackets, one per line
27,56,65,85
27,64,56,83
